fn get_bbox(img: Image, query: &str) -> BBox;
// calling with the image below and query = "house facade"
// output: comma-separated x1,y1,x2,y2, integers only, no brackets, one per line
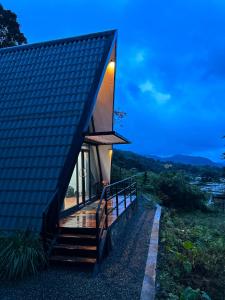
0,30,137,265
0,30,136,262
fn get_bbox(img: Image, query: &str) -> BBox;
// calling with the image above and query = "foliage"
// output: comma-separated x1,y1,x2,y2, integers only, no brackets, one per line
180,287,211,300
0,231,46,281
114,110,127,128
155,173,207,210
138,171,207,210
0,4,27,48
139,171,161,194
112,158,207,210
141,194,158,209
156,210,225,300
200,167,223,182
112,149,165,173
66,185,75,197
111,164,134,182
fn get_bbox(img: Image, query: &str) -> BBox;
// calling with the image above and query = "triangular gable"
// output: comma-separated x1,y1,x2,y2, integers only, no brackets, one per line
0,30,117,232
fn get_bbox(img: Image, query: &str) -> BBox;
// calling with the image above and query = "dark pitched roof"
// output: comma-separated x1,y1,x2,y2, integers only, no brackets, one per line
0,30,116,232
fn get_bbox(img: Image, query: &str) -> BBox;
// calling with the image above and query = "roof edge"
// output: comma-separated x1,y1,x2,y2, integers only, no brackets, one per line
51,30,117,216
0,29,118,53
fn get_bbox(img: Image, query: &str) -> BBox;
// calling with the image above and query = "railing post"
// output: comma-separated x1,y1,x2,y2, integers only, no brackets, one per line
116,184,119,217
130,178,132,203
96,212,100,262
105,188,108,229
124,180,126,209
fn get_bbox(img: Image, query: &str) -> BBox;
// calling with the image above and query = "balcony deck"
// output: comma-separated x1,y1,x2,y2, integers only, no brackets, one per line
60,195,136,229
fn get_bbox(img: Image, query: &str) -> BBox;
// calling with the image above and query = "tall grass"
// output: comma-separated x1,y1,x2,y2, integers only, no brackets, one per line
0,231,47,280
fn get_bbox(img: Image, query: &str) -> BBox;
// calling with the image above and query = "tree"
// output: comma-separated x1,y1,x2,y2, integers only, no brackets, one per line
143,171,148,184
156,172,207,210
114,110,127,128
0,4,27,48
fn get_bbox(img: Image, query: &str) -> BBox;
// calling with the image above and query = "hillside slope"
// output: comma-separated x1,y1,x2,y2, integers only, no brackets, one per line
112,150,224,178
148,154,223,167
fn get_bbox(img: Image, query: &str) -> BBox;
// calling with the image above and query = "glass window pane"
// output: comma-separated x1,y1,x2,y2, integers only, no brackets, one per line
62,144,101,211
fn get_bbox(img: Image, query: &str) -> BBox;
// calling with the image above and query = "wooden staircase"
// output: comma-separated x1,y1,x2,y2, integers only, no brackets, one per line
50,227,98,268
47,176,137,269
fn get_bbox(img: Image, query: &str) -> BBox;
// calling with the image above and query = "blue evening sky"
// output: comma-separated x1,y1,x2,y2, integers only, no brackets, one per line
3,0,225,162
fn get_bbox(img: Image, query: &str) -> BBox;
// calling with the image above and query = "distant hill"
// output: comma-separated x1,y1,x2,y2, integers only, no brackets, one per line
112,150,224,180
112,150,164,173
148,154,224,167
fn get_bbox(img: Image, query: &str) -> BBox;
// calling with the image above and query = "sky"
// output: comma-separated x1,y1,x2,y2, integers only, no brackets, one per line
3,0,225,162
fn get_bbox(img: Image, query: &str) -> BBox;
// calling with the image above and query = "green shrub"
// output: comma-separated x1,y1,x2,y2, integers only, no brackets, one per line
139,172,207,211
180,287,211,300
156,173,207,210
139,171,161,194
0,231,47,281
156,210,225,300
142,194,158,209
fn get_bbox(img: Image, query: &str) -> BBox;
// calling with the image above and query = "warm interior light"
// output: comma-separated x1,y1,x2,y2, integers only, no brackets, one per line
108,61,115,71
109,149,113,159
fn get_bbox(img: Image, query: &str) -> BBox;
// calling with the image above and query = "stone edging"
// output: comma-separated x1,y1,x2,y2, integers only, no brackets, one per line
140,202,162,300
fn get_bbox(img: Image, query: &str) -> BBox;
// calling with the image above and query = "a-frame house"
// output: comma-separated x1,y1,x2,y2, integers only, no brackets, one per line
0,30,137,265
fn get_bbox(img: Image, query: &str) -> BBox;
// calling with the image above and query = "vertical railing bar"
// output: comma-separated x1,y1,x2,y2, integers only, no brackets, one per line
130,177,132,203
95,176,137,262
105,187,108,229
116,183,119,217
96,210,99,262
124,180,126,209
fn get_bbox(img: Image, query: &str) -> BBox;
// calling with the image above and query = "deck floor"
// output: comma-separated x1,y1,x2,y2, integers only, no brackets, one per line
60,195,136,228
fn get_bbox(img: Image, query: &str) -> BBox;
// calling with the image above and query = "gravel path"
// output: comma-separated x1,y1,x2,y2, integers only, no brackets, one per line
0,199,154,300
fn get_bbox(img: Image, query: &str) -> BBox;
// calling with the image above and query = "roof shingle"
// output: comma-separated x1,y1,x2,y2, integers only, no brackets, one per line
0,30,116,232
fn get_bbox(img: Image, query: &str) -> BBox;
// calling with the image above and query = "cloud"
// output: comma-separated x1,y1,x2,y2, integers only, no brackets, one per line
139,80,154,93
135,51,145,63
139,80,171,104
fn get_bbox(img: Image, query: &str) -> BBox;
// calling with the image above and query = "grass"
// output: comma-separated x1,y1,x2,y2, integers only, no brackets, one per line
0,231,47,281
156,209,225,300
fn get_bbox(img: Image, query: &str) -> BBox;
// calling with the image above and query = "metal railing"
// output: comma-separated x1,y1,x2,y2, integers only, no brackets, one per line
95,176,137,262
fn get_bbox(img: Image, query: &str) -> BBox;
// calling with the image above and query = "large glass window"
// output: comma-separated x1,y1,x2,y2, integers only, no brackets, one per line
90,145,101,198
63,144,100,211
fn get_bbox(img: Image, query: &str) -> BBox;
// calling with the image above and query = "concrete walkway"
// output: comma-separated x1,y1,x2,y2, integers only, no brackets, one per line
140,202,161,300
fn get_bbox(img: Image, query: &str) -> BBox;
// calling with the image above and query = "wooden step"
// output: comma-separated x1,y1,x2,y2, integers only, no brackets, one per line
50,255,96,266
60,226,97,235
52,244,97,257
57,233,97,245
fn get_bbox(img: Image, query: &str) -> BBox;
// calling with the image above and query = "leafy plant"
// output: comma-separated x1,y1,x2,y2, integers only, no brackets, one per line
156,210,225,300
180,287,211,300
142,194,158,209
66,185,75,197
0,231,47,280
155,173,207,210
